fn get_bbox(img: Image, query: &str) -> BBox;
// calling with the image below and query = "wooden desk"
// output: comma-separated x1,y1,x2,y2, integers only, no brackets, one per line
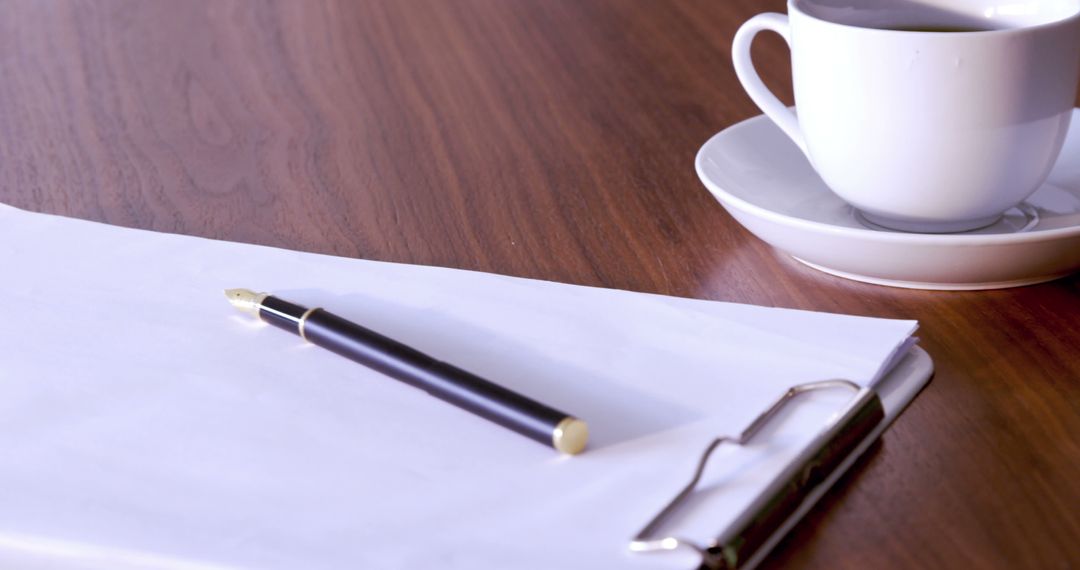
2,1,1077,567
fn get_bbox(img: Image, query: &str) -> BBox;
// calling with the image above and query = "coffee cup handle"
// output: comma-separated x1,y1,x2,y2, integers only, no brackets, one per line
732,13,808,156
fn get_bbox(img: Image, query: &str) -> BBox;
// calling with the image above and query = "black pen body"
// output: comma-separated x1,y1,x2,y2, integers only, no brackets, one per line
256,295,578,451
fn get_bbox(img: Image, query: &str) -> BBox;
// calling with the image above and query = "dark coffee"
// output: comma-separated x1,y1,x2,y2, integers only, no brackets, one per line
882,25,997,32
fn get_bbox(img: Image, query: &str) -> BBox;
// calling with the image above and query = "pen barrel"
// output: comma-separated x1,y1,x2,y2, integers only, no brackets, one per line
302,309,571,449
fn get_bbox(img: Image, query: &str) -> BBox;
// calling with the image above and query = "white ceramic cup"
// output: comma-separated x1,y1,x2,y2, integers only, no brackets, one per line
733,0,1080,233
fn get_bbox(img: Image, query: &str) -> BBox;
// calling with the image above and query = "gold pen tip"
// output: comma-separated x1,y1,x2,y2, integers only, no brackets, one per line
224,288,267,315
553,417,588,455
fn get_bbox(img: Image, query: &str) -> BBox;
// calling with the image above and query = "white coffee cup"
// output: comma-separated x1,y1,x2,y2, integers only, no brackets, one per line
733,0,1080,233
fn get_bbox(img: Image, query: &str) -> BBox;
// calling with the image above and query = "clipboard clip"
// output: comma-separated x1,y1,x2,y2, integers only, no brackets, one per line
630,380,885,570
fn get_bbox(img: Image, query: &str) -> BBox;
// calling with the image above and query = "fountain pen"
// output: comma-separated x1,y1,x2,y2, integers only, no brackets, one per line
225,289,588,455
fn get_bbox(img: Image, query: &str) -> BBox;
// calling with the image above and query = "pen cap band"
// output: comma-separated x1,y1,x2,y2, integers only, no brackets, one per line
298,307,320,342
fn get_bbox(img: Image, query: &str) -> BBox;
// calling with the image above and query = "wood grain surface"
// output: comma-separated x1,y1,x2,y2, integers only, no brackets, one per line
1,1,1078,568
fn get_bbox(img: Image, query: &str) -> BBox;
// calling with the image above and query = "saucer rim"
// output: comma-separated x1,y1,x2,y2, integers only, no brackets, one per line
696,110,1080,246
792,257,1072,290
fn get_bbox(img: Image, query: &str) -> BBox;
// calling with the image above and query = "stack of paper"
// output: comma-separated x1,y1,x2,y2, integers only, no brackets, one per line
0,203,923,569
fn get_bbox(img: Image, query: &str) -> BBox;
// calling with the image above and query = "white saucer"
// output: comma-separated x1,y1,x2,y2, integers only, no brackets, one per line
695,108,1080,290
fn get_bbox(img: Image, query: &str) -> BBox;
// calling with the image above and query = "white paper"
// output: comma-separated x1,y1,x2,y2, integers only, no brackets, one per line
0,203,918,569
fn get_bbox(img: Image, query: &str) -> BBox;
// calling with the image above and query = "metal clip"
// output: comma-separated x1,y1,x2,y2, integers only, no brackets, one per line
630,380,884,570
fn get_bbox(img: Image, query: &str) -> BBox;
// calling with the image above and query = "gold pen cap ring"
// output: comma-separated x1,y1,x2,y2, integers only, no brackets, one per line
552,417,588,455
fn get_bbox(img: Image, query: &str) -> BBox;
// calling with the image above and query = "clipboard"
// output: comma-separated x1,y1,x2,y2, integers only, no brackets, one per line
0,202,930,570
630,345,933,569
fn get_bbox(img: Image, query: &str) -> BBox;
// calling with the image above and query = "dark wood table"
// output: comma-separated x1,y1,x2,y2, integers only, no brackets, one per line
2,1,1077,567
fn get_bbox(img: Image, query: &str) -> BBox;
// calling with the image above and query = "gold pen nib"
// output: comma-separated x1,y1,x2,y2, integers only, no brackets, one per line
224,288,268,316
